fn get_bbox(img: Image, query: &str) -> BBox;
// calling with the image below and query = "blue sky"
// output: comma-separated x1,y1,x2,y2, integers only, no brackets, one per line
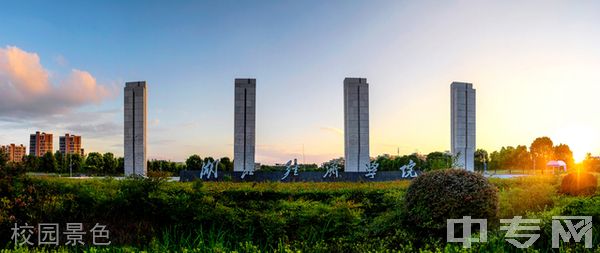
1,1,600,163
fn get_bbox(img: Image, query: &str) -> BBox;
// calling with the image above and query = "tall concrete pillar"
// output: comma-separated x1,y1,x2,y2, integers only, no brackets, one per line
451,82,476,171
234,79,256,172
344,77,370,172
124,81,147,176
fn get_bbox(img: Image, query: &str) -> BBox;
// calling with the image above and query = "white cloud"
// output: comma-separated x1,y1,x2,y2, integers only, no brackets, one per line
320,126,343,136
0,45,116,118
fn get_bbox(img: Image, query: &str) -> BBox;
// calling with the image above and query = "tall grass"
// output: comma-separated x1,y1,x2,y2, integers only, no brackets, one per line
2,175,600,252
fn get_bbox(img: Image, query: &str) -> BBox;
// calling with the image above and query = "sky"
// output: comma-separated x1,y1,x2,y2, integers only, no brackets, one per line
1,0,599,164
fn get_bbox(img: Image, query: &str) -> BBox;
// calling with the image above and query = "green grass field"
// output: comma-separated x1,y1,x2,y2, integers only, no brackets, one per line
1,174,600,252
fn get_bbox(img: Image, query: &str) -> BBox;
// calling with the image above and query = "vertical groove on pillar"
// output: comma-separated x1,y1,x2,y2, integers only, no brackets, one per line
132,88,136,175
357,85,361,171
243,88,247,171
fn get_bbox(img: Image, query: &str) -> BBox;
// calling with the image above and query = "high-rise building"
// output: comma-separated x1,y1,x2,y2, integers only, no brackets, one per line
234,78,256,172
29,131,53,157
344,77,370,172
124,81,147,176
451,82,476,171
59,134,84,156
1,144,27,163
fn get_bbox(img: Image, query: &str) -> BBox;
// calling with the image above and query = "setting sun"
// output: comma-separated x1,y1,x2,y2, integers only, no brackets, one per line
552,125,597,163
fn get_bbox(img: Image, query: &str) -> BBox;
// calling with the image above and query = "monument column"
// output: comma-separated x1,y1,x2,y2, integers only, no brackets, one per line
344,77,370,172
124,81,147,176
234,79,256,172
451,82,476,171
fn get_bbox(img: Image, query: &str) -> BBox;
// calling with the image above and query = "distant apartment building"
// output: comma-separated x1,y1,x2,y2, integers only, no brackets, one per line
29,131,53,157
59,133,84,156
1,144,27,163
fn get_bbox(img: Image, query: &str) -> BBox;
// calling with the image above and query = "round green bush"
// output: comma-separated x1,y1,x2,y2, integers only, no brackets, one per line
560,172,597,196
405,169,498,234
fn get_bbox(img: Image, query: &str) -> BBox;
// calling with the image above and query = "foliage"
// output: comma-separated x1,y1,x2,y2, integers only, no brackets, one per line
425,151,453,171
405,169,499,236
487,137,575,174
22,155,40,172
147,159,184,175
530,136,554,171
102,152,117,174
185,154,203,170
583,153,600,172
396,154,426,171
1,175,599,252
488,145,530,173
53,151,64,173
70,154,84,173
0,149,7,168
373,152,452,172
219,157,233,172
554,143,575,170
474,149,488,172
494,176,558,218
559,172,598,196
40,152,57,173
84,152,104,174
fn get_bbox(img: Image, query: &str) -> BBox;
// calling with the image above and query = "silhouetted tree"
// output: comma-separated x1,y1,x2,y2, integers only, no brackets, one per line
530,137,554,171
85,152,104,174
185,155,203,170
40,152,58,173
219,157,233,172
116,157,124,174
554,143,574,170
103,152,117,174
23,155,40,172
474,149,488,172
70,154,84,173
54,151,65,173
0,149,7,169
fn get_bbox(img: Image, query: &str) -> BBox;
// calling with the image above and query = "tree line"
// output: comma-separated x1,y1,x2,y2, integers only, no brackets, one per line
368,136,578,173
0,136,586,175
485,136,575,173
20,152,124,175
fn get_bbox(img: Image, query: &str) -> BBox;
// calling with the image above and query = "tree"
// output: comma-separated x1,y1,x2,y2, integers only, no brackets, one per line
426,152,453,171
185,155,203,170
23,155,40,172
530,137,554,171
583,153,600,172
220,157,233,172
0,149,7,169
40,152,58,173
488,151,500,173
54,151,65,173
514,145,531,173
375,155,395,171
103,152,117,174
474,149,489,172
69,154,84,173
499,146,517,173
554,144,574,170
85,152,104,174
203,157,215,164
117,157,125,174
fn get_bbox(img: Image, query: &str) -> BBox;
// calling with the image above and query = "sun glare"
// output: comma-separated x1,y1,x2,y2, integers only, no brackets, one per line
553,125,597,163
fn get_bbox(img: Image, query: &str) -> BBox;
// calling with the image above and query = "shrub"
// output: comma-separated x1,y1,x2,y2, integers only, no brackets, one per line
559,172,597,196
405,169,498,236
497,176,557,218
